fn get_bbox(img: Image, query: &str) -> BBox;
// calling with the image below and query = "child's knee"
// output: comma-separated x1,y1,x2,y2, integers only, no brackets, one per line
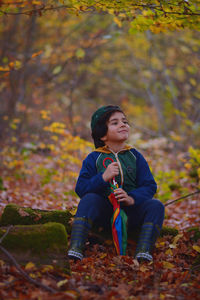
76,193,107,220
77,193,99,212
82,193,99,205
153,199,165,213
145,199,165,219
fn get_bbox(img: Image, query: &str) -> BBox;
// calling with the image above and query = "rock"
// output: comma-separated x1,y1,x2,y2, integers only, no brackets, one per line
0,204,179,239
0,204,178,268
0,203,72,233
0,222,70,272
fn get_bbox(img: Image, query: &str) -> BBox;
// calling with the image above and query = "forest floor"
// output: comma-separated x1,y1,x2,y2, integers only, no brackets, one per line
0,149,200,300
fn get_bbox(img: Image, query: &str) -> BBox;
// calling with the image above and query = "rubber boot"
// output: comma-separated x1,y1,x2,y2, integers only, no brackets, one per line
68,217,92,260
134,223,160,262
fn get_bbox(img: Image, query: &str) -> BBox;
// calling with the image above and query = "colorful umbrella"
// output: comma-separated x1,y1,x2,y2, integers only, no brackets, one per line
103,157,127,255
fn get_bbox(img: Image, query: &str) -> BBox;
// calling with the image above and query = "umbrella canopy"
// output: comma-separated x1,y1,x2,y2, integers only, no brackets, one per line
103,158,127,255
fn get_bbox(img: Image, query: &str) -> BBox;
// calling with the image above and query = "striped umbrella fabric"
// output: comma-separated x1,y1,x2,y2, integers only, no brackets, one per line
103,158,127,255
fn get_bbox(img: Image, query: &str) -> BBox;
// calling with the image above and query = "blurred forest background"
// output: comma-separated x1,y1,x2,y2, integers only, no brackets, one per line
0,1,200,213
1,2,200,146
0,0,200,210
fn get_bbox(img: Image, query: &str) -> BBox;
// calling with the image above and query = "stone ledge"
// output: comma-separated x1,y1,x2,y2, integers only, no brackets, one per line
0,222,70,272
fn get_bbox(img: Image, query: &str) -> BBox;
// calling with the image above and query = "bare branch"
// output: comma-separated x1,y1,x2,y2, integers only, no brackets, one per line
0,3,199,16
0,5,81,16
165,189,200,207
0,225,13,243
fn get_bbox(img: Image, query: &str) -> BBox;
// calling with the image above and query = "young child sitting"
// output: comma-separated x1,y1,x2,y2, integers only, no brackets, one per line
68,105,165,262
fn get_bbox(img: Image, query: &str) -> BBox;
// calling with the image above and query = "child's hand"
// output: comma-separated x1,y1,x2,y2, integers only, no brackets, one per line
102,162,119,182
114,188,135,206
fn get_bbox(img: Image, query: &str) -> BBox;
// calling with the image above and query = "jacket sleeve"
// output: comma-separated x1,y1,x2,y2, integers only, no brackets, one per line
128,149,157,206
75,152,109,198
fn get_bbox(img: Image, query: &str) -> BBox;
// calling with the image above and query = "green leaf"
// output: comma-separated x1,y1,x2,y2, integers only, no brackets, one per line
52,65,62,75
0,177,6,191
75,48,85,59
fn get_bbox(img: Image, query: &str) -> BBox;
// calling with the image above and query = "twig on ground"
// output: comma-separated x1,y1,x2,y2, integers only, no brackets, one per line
0,225,13,243
165,190,200,207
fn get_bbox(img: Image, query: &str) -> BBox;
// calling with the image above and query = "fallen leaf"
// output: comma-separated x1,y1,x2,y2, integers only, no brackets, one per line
25,262,36,270
29,273,37,279
157,241,165,248
181,283,190,287
109,263,116,267
100,253,107,259
192,245,200,253
64,290,79,299
33,212,42,221
162,261,175,269
139,264,149,272
133,259,139,267
41,265,54,272
18,208,29,217
169,244,177,249
172,233,183,245
57,279,68,288
0,260,5,267
32,50,43,58
0,66,9,72
165,248,173,256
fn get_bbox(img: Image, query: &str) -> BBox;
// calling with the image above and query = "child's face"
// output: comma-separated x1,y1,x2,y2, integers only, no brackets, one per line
101,111,130,145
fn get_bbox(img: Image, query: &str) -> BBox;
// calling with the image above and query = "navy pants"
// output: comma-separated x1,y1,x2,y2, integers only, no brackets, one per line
75,193,165,232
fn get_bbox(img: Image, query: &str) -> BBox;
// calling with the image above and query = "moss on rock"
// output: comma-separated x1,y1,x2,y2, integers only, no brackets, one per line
0,222,69,271
0,204,178,268
0,204,178,239
0,204,72,233
0,222,67,253
160,226,179,237
187,227,200,242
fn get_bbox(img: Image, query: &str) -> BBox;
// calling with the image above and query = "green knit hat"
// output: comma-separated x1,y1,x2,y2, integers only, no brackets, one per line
91,105,121,131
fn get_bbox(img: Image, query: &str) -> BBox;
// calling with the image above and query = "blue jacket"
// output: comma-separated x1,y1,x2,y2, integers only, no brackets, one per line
75,145,157,207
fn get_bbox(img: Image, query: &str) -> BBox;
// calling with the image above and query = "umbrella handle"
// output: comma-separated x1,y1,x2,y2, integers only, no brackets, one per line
102,157,118,188
103,157,114,168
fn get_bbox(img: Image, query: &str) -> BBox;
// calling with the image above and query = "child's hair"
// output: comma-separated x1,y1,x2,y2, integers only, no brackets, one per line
91,105,124,148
